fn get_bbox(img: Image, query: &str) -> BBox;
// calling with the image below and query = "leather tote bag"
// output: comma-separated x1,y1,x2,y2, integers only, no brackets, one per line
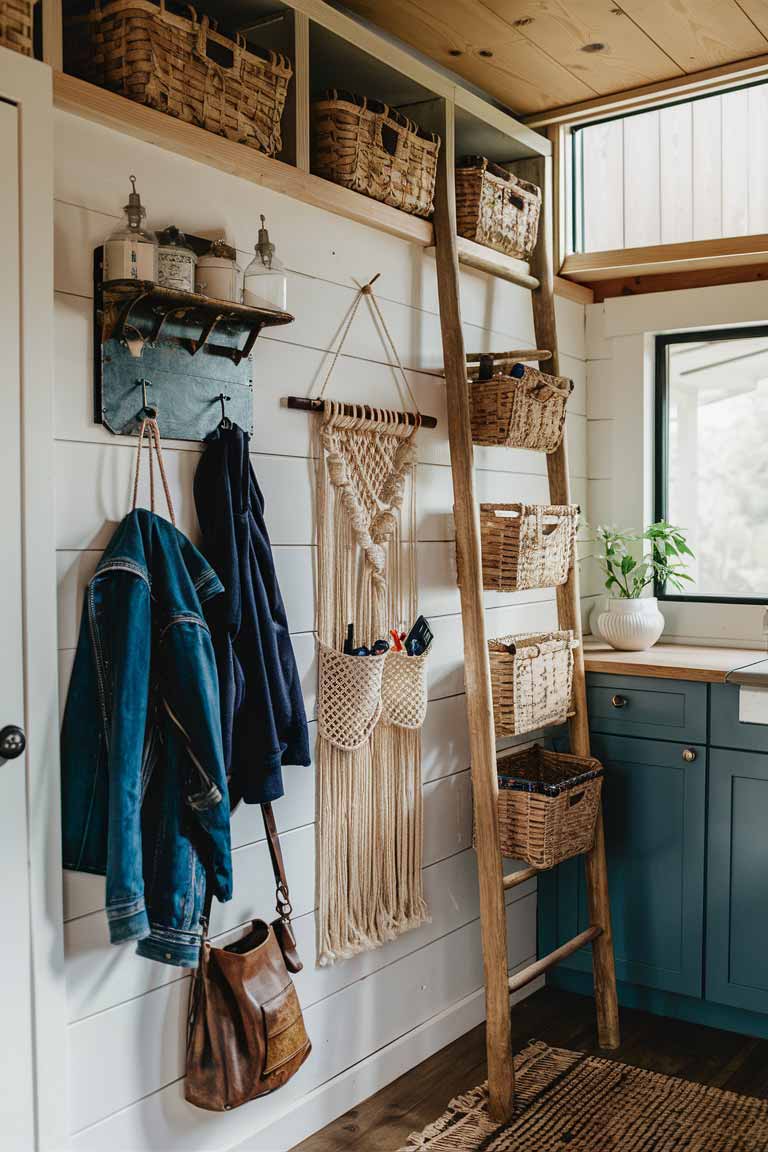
185,803,311,1110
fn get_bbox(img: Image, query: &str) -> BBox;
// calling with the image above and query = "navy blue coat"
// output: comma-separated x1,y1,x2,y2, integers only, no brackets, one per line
194,425,311,804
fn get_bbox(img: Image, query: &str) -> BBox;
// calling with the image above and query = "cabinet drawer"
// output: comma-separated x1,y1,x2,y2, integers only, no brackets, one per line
587,673,707,743
710,682,768,752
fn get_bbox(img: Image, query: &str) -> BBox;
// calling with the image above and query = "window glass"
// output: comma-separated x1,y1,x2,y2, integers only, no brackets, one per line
658,331,768,600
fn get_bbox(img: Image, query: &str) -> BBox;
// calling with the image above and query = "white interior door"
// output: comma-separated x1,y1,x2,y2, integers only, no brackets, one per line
0,93,36,1150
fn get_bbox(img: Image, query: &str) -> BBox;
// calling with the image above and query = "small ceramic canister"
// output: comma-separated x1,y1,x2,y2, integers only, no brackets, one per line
195,240,241,301
157,226,196,292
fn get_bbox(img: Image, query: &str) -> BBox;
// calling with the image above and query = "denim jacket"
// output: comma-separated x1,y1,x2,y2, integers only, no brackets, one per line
61,510,232,967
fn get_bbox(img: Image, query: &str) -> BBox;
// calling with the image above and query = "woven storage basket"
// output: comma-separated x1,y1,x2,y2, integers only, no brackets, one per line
317,645,385,751
489,630,576,737
456,156,541,259
0,0,32,54
480,503,578,592
470,364,573,453
496,744,604,869
64,0,292,155
380,649,429,729
312,90,440,218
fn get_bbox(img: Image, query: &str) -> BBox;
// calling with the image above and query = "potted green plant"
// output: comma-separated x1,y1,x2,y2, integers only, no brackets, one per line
591,521,694,651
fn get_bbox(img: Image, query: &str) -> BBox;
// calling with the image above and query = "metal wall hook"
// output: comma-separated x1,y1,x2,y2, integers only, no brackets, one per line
217,393,232,429
139,378,158,419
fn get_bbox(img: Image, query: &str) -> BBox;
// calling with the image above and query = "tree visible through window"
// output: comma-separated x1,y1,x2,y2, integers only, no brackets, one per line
656,329,768,601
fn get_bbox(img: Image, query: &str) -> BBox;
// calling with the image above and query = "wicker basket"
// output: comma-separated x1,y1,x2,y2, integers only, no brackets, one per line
312,90,440,218
489,630,576,737
470,364,573,453
64,0,293,155
496,744,604,868
0,0,32,54
480,503,578,592
456,156,541,259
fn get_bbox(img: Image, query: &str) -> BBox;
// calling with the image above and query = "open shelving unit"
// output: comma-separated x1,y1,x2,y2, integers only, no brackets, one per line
46,0,590,301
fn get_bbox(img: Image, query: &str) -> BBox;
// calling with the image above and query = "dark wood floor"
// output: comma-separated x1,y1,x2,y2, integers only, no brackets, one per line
295,986,768,1150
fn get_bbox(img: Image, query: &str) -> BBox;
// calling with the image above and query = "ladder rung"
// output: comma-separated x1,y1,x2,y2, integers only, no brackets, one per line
502,866,538,891
507,925,601,995
466,348,551,364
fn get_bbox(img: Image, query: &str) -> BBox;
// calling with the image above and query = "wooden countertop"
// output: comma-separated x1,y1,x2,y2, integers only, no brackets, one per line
583,639,768,684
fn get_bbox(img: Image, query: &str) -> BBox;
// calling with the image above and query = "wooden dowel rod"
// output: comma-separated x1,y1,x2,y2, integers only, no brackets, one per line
502,866,538,891
507,925,601,994
284,396,437,429
466,348,552,363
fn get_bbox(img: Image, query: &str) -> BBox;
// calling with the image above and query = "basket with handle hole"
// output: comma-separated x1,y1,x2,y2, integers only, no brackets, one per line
311,90,440,218
455,156,541,259
470,364,573,453
488,630,577,737
64,0,292,155
480,503,578,592
495,744,604,869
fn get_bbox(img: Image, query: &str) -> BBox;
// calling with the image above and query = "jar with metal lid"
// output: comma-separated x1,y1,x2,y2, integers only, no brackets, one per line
243,215,287,311
157,226,197,292
195,240,241,302
103,175,158,282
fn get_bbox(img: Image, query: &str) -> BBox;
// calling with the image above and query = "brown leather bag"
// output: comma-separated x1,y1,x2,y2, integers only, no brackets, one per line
185,803,311,1110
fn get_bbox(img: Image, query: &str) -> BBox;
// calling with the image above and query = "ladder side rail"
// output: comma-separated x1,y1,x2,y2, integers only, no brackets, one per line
510,153,620,1050
433,99,516,1123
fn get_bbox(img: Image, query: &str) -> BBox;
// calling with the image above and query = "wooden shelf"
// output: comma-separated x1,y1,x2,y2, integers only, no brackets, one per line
561,233,768,284
52,73,584,300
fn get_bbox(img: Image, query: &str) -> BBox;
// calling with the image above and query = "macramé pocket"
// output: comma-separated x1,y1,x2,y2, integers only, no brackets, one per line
317,645,385,751
380,649,429,730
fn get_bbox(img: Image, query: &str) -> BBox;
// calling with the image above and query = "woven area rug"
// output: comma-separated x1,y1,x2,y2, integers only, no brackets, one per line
400,1041,768,1151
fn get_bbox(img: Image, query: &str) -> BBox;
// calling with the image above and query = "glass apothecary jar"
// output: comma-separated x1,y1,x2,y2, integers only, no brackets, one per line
157,226,196,292
103,175,158,282
243,215,287,311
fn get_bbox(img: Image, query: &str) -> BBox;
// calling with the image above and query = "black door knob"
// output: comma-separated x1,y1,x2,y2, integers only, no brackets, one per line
0,725,26,760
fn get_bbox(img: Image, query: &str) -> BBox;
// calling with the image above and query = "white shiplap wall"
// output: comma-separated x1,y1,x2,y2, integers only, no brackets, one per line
54,109,588,1151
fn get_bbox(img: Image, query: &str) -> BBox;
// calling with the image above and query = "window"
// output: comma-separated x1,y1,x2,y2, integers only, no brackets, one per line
572,82,768,254
655,327,768,603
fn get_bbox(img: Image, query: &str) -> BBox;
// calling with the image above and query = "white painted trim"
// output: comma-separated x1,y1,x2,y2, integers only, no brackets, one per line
229,965,543,1152
0,47,65,1152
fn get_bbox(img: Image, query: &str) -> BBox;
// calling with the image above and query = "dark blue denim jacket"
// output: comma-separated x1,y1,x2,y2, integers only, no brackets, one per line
61,510,232,967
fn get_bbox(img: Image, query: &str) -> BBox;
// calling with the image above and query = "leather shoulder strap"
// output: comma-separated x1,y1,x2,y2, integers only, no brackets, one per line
201,800,293,934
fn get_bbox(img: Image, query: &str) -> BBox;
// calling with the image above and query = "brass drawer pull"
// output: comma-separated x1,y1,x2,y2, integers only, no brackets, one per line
610,694,627,709
682,748,697,762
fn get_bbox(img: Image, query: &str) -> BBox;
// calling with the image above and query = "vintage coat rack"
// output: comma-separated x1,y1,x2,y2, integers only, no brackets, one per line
93,246,293,442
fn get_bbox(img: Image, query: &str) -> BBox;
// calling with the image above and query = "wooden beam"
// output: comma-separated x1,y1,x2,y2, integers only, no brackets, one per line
507,926,601,995
511,149,620,1052
562,233,768,283
554,276,594,305
433,98,515,1124
589,262,768,301
526,52,768,128
41,0,63,69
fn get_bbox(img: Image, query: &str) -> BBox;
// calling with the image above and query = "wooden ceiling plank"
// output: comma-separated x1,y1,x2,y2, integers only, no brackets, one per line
736,1,768,40
481,0,683,93
340,0,596,113
619,0,768,72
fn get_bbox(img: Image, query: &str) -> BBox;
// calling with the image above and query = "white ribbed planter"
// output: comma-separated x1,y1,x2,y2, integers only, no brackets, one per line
596,597,665,652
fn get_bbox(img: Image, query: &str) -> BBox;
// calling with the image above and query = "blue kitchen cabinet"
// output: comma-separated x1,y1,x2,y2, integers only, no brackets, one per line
707,747,768,1014
538,732,706,997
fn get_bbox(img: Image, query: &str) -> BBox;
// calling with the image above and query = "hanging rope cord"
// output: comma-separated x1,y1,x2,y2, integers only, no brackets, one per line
311,278,421,646
131,415,177,526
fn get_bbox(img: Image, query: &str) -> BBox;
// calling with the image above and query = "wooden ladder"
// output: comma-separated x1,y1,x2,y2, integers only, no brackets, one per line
433,141,620,1122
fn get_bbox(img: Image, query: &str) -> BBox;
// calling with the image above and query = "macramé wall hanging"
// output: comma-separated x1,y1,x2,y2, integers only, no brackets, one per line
286,276,436,965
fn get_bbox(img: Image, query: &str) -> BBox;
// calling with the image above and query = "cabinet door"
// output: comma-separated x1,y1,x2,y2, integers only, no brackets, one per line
539,734,706,996
707,748,768,1013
